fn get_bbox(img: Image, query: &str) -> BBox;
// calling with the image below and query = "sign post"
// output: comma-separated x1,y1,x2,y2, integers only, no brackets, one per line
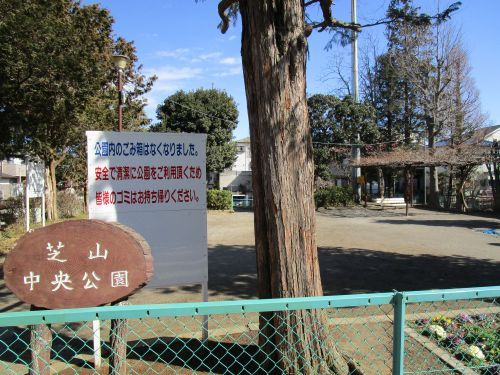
86,131,208,364
86,131,208,288
3,220,153,373
25,159,45,232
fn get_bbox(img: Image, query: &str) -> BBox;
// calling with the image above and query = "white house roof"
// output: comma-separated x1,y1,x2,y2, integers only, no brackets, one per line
236,137,251,144
471,125,500,143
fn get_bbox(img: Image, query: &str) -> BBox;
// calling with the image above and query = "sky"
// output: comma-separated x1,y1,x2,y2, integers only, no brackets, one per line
82,0,500,140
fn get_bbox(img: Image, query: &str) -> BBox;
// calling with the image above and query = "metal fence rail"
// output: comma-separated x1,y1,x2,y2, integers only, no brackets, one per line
0,286,497,374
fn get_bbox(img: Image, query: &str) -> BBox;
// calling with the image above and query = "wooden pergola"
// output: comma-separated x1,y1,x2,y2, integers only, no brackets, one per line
350,145,490,215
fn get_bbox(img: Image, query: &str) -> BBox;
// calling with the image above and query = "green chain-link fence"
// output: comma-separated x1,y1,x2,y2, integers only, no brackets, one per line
0,287,497,374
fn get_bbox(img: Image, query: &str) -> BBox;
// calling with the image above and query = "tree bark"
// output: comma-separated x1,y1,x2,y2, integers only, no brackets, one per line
377,167,384,199
426,124,440,209
239,1,349,373
45,166,53,221
494,162,500,212
109,300,129,374
45,160,59,221
429,166,440,208
455,181,466,213
486,161,500,212
445,168,453,210
404,167,411,217
29,306,51,375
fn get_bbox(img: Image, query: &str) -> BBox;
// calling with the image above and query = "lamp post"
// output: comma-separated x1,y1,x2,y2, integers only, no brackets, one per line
112,54,130,132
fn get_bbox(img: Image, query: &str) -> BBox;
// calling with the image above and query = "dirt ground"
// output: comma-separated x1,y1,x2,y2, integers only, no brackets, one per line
0,206,498,374
129,206,499,305
0,206,499,312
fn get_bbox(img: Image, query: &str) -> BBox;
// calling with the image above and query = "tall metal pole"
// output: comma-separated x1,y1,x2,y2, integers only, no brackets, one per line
25,158,30,232
351,0,361,201
118,68,124,132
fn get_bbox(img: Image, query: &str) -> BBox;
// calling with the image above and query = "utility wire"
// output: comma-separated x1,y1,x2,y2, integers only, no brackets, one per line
312,139,407,147
163,98,409,148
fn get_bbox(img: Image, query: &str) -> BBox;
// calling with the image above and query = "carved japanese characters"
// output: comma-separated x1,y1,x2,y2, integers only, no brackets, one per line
4,220,153,309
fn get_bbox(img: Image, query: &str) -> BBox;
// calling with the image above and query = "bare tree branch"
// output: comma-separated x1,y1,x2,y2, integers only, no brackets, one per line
310,19,361,32
304,0,321,7
218,0,238,34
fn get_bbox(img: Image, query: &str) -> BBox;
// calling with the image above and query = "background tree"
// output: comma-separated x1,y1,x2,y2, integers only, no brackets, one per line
384,1,459,207
152,88,238,175
486,141,500,211
308,94,378,181
57,37,156,209
0,0,111,219
0,1,155,219
441,41,488,211
360,0,429,198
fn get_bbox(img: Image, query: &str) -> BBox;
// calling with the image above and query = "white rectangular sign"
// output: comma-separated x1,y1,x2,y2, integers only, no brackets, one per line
86,131,207,287
27,161,45,198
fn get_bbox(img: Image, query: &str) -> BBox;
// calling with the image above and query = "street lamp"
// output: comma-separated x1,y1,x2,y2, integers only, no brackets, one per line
112,54,130,132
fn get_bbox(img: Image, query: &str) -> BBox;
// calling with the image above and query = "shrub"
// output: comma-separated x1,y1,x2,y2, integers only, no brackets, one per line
207,189,232,210
0,197,25,225
57,191,84,218
314,186,354,209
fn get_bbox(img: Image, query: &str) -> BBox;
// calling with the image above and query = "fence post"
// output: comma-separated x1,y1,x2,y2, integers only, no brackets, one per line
29,305,51,375
392,292,406,375
109,300,129,375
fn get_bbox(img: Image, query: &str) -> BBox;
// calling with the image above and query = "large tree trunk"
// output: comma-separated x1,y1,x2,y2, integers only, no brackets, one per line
428,166,440,208
404,167,411,217
494,164,500,212
46,160,59,220
426,123,440,209
45,166,54,221
377,167,384,199
486,162,500,212
455,181,466,213
239,2,349,373
444,168,453,210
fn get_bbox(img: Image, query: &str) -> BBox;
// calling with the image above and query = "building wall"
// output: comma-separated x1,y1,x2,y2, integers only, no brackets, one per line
0,159,26,200
232,141,251,172
219,171,252,194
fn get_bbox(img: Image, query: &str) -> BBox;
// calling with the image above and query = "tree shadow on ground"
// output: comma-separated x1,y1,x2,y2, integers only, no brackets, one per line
165,244,258,299
0,328,263,374
168,244,500,299
319,247,500,295
126,336,262,374
0,264,28,312
375,218,499,230
0,325,99,369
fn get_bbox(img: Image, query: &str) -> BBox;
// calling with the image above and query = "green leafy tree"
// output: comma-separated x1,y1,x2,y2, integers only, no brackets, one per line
152,88,238,175
0,1,155,219
308,94,378,180
0,0,113,219
57,37,156,206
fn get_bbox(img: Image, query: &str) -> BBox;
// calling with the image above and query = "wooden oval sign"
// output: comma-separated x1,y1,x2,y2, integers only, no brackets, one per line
4,220,153,309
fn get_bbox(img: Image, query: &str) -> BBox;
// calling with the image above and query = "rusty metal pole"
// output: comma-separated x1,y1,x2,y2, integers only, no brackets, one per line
118,68,123,132
111,54,130,373
112,54,129,132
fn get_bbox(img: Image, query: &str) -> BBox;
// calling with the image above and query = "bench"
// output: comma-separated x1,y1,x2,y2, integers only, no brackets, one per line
373,197,406,208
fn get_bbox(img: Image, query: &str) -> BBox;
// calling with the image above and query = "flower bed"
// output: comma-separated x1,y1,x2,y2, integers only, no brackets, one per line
414,313,499,374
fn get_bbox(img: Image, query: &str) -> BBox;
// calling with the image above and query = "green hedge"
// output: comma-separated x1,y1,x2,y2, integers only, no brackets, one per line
207,189,233,210
314,186,354,209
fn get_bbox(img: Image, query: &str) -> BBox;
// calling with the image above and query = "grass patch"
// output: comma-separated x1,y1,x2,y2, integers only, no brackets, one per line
0,212,88,256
